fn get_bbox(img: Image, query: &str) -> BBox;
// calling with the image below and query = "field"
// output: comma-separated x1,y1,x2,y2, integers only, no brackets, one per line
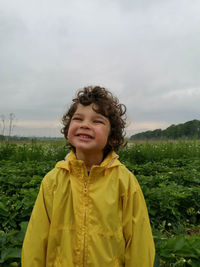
0,139,200,266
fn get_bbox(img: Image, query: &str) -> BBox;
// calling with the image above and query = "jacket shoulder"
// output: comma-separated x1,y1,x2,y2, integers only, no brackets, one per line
117,163,135,181
117,163,141,196
42,162,69,193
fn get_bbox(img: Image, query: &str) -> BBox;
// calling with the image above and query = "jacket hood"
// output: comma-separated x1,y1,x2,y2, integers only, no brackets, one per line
55,150,122,174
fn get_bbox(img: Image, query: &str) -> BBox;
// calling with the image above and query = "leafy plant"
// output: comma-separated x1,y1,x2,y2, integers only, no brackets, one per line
0,140,200,265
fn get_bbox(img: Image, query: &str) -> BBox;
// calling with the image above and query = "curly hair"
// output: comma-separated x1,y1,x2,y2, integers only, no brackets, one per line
61,86,127,154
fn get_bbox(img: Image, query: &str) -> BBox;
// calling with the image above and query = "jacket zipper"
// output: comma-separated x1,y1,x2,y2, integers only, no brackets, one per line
83,182,87,267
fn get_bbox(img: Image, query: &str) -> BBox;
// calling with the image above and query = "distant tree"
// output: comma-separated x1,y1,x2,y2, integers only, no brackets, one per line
8,113,16,137
130,120,200,140
0,135,5,141
152,129,162,138
0,114,6,135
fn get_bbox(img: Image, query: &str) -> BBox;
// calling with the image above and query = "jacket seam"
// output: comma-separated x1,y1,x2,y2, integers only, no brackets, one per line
91,228,123,237
43,178,52,197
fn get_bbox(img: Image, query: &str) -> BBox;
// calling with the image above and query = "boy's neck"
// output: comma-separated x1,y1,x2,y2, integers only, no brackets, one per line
75,150,104,171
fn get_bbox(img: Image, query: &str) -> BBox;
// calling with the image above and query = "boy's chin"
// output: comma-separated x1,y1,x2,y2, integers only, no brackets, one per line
75,147,104,155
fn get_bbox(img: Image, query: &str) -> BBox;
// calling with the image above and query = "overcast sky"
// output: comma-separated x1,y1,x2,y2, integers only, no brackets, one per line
0,0,200,137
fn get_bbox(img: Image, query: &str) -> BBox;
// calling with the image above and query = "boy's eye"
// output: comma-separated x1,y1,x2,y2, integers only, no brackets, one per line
93,120,104,124
73,117,82,121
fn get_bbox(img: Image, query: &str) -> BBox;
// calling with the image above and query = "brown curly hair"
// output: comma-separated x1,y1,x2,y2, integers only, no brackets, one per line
61,86,127,154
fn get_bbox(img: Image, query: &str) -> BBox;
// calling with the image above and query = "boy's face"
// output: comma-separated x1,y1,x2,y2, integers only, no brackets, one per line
67,103,111,156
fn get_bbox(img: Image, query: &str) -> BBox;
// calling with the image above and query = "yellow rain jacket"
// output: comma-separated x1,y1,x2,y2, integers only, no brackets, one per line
22,151,155,267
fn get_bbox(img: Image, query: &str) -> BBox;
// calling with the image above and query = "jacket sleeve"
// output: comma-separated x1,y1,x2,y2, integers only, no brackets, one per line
122,174,155,267
21,177,52,267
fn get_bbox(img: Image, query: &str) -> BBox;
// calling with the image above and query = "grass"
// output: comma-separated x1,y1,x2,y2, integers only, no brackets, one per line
0,138,200,266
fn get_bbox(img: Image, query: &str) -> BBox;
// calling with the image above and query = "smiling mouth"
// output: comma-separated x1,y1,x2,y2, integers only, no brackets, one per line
76,134,94,139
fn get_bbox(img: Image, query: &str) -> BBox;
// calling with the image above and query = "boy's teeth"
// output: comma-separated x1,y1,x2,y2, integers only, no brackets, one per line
79,135,91,138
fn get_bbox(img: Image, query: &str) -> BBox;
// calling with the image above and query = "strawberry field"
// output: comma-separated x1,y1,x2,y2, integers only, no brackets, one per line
0,140,200,266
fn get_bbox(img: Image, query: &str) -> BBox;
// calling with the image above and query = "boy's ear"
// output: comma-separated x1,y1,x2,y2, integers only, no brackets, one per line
110,138,117,144
108,139,117,148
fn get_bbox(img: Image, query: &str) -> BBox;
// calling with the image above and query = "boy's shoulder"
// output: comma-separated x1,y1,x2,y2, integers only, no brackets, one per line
116,160,141,195
115,159,134,176
42,161,69,188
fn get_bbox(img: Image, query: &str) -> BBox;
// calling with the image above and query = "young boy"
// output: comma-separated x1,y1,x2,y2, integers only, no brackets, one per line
22,86,155,266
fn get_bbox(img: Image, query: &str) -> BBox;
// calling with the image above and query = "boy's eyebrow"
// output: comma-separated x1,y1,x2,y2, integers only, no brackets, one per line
93,115,108,121
73,112,108,121
73,113,82,116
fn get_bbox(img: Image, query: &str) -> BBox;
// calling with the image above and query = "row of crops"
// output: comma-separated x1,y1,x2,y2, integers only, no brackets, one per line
0,140,200,266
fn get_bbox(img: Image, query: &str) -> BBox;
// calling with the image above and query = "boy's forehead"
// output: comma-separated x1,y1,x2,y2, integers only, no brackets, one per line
75,103,98,113
74,103,107,118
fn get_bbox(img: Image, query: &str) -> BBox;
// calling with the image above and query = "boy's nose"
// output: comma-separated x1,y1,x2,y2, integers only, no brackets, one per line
80,121,90,129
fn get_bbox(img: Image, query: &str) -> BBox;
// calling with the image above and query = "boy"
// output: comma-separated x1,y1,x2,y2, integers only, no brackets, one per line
22,86,155,266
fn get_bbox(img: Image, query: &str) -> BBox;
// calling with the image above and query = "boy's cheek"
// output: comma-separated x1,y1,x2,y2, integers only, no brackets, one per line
68,124,77,135
67,129,75,142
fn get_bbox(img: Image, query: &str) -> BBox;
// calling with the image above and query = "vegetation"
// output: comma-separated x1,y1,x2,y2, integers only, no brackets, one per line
130,119,200,140
0,135,63,142
0,139,200,266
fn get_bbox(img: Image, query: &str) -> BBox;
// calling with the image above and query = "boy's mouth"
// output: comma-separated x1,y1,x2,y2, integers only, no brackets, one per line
76,133,94,139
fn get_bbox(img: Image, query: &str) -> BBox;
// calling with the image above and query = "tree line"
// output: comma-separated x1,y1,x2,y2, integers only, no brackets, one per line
130,120,200,140
0,113,15,138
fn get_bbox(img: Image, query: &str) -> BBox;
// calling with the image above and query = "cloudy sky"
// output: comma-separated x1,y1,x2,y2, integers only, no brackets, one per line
0,0,200,137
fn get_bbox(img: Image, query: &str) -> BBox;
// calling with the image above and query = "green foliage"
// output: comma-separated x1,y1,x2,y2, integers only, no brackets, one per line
130,119,200,140
0,140,200,266
0,140,69,162
0,222,28,266
0,160,55,231
119,139,200,164
155,234,200,266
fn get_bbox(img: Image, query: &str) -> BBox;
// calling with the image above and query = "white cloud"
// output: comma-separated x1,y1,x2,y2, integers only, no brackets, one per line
0,0,200,136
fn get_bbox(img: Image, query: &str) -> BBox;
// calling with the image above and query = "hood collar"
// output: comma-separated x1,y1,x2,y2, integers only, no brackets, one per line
55,150,121,174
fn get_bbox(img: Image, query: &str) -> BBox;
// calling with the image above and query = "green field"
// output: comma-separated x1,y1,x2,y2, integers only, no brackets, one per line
0,140,200,266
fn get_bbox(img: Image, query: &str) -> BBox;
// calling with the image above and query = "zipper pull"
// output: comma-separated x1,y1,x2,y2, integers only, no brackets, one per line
84,182,87,194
